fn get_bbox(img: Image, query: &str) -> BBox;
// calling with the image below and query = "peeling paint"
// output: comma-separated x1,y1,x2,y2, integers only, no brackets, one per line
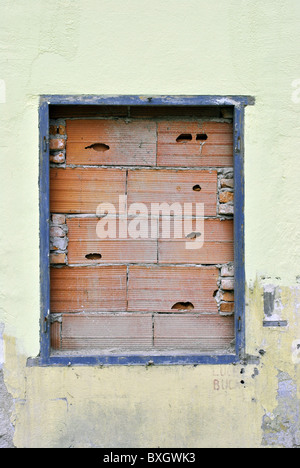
262,371,300,448
0,324,4,369
263,285,285,322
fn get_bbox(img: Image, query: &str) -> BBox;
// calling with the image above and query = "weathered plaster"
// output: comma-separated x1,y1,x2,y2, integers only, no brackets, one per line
0,369,15,448
0,281,299,448
246,281,300,447
262,371,300,448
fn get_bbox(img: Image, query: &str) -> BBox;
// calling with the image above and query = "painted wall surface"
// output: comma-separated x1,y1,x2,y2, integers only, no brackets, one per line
0,0,300,448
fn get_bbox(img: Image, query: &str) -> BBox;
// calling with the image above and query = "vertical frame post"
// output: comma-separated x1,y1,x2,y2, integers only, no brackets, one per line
233,104,246,358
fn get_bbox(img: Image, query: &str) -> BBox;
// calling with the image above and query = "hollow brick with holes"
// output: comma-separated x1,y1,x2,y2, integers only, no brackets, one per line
128,266,219,313
157,121,233,167
127,169,218,216
66,218,157,264
66,119,157,166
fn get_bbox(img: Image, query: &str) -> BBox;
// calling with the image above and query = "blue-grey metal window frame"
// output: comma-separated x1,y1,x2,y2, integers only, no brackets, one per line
33,94,255,367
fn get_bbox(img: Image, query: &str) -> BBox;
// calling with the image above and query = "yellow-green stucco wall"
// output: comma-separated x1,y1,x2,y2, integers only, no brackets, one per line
0,0,300,448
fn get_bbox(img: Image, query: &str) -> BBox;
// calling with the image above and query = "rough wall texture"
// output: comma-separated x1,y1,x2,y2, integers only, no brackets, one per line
0,370,15,448
0,0,299,448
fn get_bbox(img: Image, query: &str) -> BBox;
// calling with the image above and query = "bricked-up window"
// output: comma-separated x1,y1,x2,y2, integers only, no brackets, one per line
36,96,253,366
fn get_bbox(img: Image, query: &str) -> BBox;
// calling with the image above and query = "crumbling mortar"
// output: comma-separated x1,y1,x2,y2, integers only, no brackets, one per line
262,370,300,448
49,118,67,165
50,214,68,266
61,116,233,124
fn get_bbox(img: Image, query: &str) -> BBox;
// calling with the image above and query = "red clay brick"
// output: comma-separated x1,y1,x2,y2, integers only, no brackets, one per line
60,314,153,351
128,266,219,313
157,121,233,167
67,218,157,264
127,169,217,216
50,226,66,237
50,167,126,214
221,278,235,290
50,266,127,313
52,214,66,225
159,242,234,264
50,152,65,164
158,219,233,264
154,314,235,351
66,119,157,166
221,178,234,189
